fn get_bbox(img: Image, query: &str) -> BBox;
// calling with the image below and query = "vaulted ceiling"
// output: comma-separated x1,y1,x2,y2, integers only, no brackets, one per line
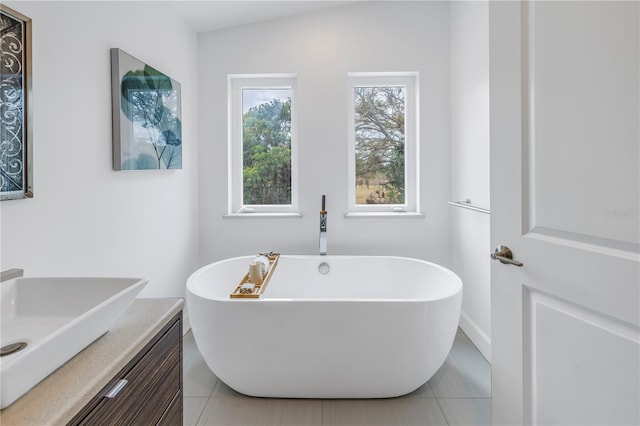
164,1,361,33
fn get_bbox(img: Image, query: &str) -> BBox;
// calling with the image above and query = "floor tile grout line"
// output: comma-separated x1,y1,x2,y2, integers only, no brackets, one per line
194,397,207,426
187,391,489,425
433,396,451,426
435,396,492,400
183,396,209,426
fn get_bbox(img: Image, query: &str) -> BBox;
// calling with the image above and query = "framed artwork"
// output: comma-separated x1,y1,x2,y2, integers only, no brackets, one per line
111,48,182,170
1,5,33,200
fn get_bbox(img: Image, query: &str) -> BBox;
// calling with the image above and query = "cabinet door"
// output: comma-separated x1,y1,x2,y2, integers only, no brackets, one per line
70,315,182,425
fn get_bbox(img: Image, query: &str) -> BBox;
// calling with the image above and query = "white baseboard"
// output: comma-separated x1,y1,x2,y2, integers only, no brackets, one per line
459,311,491,363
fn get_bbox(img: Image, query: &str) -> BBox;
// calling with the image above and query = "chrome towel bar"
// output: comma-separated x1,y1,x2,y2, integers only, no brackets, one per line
448,199,490,215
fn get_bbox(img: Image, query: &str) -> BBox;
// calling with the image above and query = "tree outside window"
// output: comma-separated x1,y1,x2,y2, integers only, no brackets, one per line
347,73,418,214
354,86,406,205
242,90,292,205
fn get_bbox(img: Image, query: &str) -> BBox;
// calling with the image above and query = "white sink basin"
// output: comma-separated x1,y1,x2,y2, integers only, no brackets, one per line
0,274,147,409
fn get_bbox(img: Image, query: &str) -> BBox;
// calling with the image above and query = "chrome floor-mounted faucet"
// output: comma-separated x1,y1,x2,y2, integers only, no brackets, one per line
319,195,327,255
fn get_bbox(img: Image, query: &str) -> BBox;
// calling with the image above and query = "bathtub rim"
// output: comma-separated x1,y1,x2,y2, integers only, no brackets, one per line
187,254,462,303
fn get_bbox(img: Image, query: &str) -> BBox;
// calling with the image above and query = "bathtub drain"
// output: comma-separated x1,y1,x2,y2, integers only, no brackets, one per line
318,262,330,275
1,342,28,357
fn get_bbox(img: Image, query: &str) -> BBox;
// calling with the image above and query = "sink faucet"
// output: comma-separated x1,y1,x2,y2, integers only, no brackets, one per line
319,195,327,255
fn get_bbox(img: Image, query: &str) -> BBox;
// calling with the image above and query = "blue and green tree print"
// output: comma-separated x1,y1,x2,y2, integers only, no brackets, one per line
120,65,181,169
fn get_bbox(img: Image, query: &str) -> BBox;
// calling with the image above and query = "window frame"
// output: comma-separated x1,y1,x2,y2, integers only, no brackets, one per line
346,72,420,214
227,74,299,216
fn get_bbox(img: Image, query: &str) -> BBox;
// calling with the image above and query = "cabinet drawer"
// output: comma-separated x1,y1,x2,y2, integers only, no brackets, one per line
70,315,182,425
157,390,182,426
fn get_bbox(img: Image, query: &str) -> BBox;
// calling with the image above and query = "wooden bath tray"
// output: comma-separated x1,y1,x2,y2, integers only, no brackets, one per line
230,252,280,299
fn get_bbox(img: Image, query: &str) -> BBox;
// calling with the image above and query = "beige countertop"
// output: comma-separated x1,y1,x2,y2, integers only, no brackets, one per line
0,297,184,426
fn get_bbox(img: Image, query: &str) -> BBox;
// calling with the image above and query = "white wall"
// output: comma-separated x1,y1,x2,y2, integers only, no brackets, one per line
450,1,491,360
0,1,492,355
198,1,451,264
0,1,200,300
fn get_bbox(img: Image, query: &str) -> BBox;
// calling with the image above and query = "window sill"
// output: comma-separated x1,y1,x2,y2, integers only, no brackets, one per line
224,212,303,219
344,212,425,219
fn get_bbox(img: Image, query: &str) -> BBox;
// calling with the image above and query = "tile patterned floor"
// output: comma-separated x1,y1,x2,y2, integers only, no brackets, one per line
183,329,491,426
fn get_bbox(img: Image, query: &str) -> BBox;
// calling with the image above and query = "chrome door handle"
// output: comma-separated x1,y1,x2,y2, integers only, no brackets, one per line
491,245,523,267
104,379,128,399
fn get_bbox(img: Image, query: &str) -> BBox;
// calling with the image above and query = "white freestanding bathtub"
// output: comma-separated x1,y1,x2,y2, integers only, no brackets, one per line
186,255,462,398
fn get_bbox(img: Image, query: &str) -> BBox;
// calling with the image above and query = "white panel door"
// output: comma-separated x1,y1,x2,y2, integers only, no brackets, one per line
489,1,639,425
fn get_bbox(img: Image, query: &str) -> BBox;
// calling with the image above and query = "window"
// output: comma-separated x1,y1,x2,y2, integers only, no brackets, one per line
228,75,298,215
347,73,419,214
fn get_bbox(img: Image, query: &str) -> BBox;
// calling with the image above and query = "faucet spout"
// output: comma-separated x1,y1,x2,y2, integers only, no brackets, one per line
319,231,327,255
320,195,327,255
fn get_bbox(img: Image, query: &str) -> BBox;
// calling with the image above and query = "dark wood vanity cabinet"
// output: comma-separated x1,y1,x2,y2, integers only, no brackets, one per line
68,312,183,426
